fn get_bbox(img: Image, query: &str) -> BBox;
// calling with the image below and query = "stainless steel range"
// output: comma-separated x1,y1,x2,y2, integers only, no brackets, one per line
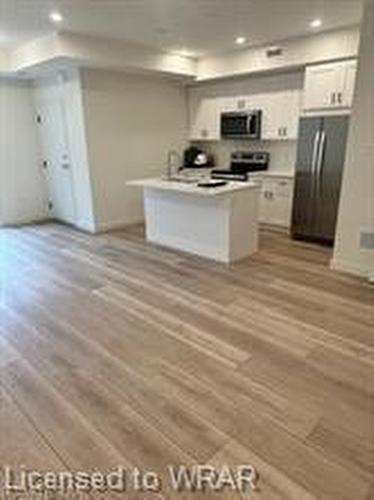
211,151,270,181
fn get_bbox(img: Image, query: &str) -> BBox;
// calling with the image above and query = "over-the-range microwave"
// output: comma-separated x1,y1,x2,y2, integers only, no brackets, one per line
220,110,262,140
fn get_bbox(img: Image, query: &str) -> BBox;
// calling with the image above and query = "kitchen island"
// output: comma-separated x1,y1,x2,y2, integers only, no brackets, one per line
127,177,260,263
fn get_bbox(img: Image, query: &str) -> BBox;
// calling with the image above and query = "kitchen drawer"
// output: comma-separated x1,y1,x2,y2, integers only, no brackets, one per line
274,178,293,197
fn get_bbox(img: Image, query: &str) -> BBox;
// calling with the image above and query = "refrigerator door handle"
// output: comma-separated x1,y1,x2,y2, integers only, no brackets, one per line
311,131,321,175
317,131,326,193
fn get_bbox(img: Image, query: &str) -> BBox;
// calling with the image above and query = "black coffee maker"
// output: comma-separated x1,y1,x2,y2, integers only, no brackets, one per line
183,146,209,168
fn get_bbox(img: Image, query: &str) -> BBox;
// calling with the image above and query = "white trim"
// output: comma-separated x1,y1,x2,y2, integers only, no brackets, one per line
94,218,145,234
0,215,51,227
73,219,97,234
330,257,369,278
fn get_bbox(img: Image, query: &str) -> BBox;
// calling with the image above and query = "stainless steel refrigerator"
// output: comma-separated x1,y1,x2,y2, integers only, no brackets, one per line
291,116,350,245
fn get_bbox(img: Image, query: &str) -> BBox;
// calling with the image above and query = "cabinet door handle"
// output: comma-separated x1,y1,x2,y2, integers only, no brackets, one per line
283,127,287,137
337,92,343,105
331,93,336,105
278,128,282,137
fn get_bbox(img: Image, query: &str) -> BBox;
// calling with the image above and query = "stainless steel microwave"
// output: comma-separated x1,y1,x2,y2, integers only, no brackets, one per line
221,110,262,140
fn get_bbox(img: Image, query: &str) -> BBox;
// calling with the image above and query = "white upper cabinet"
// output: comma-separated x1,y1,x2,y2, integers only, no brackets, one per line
220,96,249,112
188,90,301,142
189,94,220,141
261,90,301,141
303,60,357,111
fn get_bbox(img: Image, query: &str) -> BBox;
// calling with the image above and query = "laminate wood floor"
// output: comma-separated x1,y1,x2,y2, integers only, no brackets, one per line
0,223,373,499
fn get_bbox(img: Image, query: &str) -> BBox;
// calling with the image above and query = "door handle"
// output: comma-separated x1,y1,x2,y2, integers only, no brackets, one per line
317,131,326,194
311,131,321,176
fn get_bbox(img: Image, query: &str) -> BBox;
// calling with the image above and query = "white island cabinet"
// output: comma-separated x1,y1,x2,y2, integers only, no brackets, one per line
127,178,260,263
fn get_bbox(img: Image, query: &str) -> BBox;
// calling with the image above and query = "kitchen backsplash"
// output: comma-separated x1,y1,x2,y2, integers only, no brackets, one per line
192,140,297,173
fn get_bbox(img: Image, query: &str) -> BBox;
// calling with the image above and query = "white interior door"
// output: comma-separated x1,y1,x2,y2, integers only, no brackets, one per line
38,96,76,224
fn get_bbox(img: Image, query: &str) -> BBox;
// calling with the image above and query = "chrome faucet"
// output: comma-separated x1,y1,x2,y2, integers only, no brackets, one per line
166,150,181,179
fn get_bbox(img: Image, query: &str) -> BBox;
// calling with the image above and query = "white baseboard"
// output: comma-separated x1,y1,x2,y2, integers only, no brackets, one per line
259,222,290,234
73,219,97,234
0,215,51,227
94,218,145,234
330,257,369,278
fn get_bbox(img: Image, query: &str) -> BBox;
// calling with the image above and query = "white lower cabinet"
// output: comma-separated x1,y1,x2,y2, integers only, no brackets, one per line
256,176,294,228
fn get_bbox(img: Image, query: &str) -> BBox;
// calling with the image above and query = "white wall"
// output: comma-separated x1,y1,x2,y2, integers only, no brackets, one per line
332,0,374,278
80,69,189,231
197,26,359,81
189,71,303,172
0,78,48,225
33,69,96,232
0,48,10,72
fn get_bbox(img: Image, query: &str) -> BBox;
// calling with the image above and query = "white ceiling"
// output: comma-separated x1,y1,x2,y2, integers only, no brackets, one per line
0,0,363,56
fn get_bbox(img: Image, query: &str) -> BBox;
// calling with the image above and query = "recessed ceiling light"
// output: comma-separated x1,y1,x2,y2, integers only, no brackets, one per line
310,19,322,28
49,11,63,23
235,36,247,45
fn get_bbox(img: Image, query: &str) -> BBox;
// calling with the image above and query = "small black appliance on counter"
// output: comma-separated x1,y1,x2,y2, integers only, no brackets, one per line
183,146,214,168
211,151,269,181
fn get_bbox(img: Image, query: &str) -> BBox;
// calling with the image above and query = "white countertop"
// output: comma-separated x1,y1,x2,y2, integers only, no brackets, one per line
249,171,295,179
127,177,259,197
